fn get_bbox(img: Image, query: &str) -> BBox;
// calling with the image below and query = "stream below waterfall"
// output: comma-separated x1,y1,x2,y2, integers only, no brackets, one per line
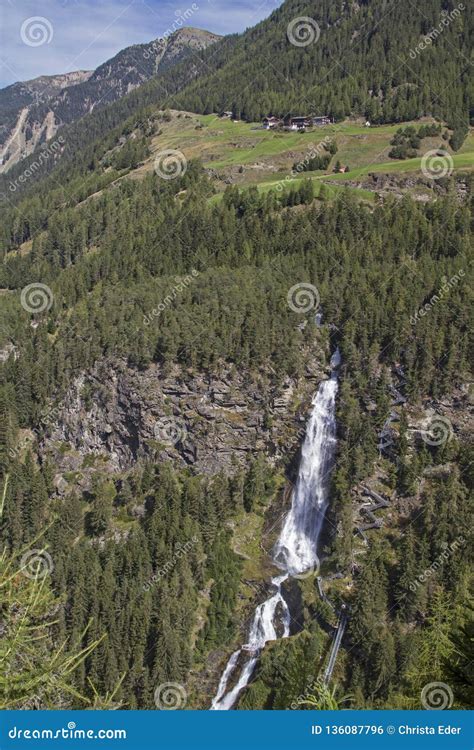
211,350,340,710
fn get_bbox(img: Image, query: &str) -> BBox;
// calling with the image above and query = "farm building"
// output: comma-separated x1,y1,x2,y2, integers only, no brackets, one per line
262,114,333,130
263,116,281,129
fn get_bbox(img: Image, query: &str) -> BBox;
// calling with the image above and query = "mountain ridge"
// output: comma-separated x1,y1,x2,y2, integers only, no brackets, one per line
0,27,220,173
171,0,472,128
1,0,471,196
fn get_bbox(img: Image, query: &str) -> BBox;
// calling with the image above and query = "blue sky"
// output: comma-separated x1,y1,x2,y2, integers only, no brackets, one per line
0,0,283,89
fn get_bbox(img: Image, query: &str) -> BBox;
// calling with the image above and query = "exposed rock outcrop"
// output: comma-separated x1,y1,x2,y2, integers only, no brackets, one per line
40,355,328,492
0,28,220,173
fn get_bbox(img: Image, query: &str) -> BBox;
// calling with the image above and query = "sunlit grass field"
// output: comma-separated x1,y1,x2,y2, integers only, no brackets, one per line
130,110,473,201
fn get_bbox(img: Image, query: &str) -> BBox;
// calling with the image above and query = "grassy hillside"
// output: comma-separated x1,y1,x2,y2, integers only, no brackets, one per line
1,0,471,203
1,106,472,263
111,110,474,200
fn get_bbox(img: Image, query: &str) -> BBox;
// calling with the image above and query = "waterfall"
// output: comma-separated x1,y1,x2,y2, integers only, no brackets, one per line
211,351,340,710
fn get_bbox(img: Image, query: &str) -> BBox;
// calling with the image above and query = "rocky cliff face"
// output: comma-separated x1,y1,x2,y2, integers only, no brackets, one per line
0,71,92,172
41,355,328,493
0,28,220,173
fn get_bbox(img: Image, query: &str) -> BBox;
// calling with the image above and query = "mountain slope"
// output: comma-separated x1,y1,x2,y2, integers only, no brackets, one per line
0,1,472,713
0,71,93,172
0,27,220,173
172,0,472,129
1,0,471,198
0,161,471,709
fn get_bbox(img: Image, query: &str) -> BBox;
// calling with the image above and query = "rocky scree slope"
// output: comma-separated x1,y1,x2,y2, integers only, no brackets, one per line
0,28,220,173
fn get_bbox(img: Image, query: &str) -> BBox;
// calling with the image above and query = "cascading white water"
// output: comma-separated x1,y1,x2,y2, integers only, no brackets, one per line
212,649,241,708
211,575,291,711
211,351,340,710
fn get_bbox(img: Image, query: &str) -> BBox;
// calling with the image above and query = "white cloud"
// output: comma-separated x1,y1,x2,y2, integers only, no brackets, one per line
0,0,283,88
